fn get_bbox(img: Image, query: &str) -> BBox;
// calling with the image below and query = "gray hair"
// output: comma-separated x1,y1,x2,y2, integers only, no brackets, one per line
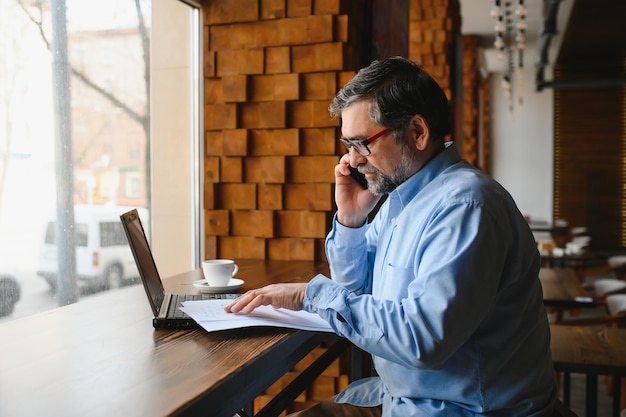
329,57,451,141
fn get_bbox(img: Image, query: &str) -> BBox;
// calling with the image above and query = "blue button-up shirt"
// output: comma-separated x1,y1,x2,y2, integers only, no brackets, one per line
302,142,556,416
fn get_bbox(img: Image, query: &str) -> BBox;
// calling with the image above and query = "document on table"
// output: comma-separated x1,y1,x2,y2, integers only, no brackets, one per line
179,299,334,333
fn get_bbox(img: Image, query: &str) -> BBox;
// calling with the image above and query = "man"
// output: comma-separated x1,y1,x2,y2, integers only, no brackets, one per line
226,57,557,416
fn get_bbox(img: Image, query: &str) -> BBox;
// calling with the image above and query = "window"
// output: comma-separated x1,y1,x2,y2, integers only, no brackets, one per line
0,0,201,321
44,222,89,247
99,222,128,247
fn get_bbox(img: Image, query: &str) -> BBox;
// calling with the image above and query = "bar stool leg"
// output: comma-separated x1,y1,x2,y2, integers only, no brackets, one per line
612,376,620,417
563,372,571,406
586,374,598,417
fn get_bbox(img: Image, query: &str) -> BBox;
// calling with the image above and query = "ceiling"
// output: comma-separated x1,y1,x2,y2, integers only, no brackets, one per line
459,0,546,44
458,0,626,88
556,0,626,69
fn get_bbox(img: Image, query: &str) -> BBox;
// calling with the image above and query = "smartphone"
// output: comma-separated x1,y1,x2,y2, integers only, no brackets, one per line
349,166,368,189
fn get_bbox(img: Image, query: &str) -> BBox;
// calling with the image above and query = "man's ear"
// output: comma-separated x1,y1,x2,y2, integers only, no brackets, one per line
409,115,430,151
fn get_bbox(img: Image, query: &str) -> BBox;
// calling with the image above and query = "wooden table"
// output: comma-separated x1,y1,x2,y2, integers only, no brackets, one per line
551,325,626,417
540,268,596,323
0,259,343,417
529,221,570,234
541,252,602,269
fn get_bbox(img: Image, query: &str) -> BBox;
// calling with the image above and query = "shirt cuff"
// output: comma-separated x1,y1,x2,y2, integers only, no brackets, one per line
302,274,341,314
328,213,368,248
303,274,383,342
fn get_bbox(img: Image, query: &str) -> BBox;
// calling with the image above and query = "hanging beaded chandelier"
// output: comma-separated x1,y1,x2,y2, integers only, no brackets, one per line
491,0,526,117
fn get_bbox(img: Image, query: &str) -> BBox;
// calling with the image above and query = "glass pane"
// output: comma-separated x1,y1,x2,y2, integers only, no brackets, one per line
150,0,202,276
0,0,154,321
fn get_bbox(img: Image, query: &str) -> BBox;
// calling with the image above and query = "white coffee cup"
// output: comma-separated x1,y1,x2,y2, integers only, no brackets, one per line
202,259,239,287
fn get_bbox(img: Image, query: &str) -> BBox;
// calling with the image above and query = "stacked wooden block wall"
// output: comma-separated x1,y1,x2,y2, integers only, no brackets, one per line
407,1,490,174
202,0,366,262
255,343,350,414
201,0,365,411
200,0,466,413
407,0,460,100
478,76,491,174
460,35,492,173
460,35,479,166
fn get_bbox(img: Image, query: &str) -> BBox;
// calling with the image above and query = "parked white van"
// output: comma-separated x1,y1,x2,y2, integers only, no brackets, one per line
37,205,149,291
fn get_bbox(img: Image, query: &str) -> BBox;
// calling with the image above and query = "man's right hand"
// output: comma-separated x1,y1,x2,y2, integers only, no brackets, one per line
335,154,379,227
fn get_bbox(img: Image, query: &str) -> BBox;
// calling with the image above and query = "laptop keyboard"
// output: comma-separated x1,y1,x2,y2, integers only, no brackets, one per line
170,293,239,318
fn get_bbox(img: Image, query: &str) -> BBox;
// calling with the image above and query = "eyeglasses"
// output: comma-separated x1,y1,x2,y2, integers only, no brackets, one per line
339,127,392,157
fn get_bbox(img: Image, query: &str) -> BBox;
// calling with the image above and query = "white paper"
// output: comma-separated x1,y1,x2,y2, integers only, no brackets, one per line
180,299,334,333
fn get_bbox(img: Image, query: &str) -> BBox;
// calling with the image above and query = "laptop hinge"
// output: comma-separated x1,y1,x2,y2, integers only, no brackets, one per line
157,293,172,320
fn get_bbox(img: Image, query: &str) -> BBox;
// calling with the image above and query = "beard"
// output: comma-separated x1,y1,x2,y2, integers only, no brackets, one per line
360,149,416,196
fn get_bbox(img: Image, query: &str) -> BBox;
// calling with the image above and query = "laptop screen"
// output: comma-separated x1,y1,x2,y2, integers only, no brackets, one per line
120,209,164,316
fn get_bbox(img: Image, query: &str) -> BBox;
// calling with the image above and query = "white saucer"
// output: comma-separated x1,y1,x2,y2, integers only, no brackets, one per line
193,278,244,293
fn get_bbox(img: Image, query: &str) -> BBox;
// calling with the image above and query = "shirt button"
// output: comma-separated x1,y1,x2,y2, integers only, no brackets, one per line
390,218,396,224
313,296,320,303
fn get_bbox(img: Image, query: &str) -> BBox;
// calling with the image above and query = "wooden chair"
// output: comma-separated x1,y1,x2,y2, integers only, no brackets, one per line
578,255,626,282
559,294,626,413
576,256,626,308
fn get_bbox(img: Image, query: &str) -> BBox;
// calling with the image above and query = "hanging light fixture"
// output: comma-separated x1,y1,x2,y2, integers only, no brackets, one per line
515,0,526,107
491,0,506,59
491,0,526,116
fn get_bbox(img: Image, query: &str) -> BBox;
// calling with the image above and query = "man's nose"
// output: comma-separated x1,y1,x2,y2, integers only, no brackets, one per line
348,149,367,167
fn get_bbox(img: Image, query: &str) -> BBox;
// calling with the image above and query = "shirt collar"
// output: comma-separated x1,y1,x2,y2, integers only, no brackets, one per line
390,141,462,209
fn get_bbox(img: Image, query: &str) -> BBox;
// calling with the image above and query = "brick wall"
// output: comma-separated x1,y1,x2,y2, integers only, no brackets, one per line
202,0,466,263
459,35,492,172
478,76,491,174
408,0,460,100
407,2,490,171
460,35,479,165
202,0,368,262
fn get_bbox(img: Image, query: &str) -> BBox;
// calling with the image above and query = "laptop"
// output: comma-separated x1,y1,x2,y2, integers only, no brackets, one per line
120,208,238,330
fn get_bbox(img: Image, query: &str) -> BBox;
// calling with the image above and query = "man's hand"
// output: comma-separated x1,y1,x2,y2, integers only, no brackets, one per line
224,283,308,314
335,154,379,227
